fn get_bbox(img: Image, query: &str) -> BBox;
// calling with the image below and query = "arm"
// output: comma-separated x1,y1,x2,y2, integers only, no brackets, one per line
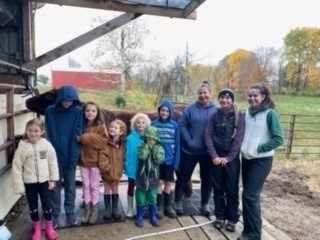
173,123,180,170
47,143,59,182
137,143,151,161
152,144,165,165
257,109,284,153
179,107,193,143
98,148,112,173
79,131,108,150
11,147,25,194
204,113,219,160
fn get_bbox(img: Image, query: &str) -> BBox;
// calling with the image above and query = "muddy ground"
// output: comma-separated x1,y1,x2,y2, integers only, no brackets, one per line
261,160,320,240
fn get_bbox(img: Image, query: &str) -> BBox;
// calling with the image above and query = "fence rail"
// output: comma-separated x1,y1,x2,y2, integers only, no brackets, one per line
278,113,320,158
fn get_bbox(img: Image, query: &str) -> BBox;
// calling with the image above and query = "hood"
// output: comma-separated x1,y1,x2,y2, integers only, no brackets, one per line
157,99,173,120
55,84,80,108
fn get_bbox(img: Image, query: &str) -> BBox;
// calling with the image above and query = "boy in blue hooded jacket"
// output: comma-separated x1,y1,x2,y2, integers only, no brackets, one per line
45,84,84,228
151,99,180,218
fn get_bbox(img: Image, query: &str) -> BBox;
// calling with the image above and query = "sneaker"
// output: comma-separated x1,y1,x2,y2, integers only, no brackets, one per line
66,214,78,227
52,217,58,229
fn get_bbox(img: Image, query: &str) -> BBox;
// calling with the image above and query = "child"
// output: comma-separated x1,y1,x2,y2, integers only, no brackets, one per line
98,119,127,220
151,99,180,218
135,126,164,227
204,88,245,232
45,84,84,228
124,113,151,219
76,101,108,224
12,118,59,240
239,83,283,240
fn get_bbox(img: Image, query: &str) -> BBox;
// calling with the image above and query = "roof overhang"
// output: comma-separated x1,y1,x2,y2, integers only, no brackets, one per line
22,0,206,19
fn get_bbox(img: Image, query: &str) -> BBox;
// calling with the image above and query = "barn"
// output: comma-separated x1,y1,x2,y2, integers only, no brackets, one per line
52,69,132,90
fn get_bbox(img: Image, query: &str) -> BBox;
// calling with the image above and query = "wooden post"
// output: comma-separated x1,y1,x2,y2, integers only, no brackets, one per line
285,114,295,159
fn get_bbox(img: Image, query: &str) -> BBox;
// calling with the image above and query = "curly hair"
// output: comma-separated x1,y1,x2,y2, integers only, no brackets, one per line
130,112,151,130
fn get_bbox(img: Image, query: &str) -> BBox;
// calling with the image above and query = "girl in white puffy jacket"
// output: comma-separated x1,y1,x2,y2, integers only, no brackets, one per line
12,118,59,240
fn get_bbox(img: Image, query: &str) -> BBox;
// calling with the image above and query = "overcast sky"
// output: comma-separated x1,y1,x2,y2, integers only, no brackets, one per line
35,0,320,75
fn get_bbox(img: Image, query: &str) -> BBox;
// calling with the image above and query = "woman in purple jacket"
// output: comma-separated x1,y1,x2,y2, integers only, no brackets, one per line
204,88,245,232
174,81,217,216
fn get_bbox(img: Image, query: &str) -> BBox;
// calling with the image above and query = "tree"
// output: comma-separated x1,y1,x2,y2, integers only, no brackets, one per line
89,15,149,97
282,27,320,91
37,74,49,85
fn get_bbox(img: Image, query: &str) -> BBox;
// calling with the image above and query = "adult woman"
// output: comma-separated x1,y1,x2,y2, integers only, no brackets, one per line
239,83,283,240
204,88,245,232
174,81,217,216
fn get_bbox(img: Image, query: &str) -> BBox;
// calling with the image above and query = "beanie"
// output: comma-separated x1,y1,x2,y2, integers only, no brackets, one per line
218,88,234,102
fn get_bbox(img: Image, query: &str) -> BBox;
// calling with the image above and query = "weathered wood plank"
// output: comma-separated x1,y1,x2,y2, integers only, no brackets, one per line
193,215,227,240
177,216,209,240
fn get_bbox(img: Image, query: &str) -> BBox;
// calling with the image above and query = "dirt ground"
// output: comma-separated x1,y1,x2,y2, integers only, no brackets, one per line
260,160,320,240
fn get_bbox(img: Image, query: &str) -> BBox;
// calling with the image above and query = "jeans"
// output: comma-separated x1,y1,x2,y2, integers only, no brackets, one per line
241,157,273,240
51,166,76,218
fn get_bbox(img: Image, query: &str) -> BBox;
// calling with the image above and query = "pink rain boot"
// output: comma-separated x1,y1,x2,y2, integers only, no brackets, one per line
31,221,41,240
45,220,58,240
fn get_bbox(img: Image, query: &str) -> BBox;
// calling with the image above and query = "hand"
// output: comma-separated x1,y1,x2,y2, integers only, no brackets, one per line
48,181,56,190
212,157,221,165
220,157,228,166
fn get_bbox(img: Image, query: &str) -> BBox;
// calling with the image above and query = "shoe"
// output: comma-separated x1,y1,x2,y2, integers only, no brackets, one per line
213,219,225,229
52,217,58,229
66,214,78,227
200,203,212,216
225,221,236,232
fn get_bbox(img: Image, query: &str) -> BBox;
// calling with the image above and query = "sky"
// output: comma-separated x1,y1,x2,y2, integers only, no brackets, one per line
35,0,320,76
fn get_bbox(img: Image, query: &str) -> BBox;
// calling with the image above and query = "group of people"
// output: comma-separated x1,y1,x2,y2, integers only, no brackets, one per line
11,81,283,240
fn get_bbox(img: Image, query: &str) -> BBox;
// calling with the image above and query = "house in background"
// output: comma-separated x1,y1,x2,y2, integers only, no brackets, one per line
51,68,132,90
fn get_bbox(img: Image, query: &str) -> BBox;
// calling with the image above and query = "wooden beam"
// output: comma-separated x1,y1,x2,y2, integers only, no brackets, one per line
184,0,205,18
0,60,35,74
23,0,198,19
22,12,142,71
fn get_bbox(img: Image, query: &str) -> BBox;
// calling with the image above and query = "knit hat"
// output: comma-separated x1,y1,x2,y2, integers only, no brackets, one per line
218,88,234,102
143,126,160,142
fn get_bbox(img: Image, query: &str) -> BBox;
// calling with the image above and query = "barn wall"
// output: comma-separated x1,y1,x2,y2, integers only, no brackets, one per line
52,70,132,90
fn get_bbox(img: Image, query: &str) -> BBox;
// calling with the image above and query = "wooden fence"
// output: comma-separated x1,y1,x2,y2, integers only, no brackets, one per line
278,113,320,158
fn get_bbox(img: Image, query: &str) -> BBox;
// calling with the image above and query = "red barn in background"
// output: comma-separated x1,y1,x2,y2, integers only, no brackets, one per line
51,69,132,90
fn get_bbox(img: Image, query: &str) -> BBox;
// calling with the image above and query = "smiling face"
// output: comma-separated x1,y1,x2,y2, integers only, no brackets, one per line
135,117,148,132
218,94,233,108
85,104,98,122
108,122,123,139
159,106,170,120
197,86,211,106
26,124,43,143
247,88,265,108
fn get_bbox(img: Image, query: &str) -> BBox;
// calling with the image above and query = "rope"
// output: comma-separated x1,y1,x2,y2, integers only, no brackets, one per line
123,219,214,240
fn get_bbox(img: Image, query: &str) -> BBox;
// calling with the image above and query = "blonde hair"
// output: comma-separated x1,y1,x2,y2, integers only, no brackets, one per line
130,113,151,130
23,118,44,140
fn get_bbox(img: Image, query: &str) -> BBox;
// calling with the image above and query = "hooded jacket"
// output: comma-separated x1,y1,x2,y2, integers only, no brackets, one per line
78,121,108,168
12,138,59,194
45,85,84,167
180,100,217,155
151,99,180,169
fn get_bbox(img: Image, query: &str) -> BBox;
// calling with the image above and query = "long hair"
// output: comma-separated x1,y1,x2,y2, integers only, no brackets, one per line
83,101,105,125
249,82,276,108
23,118,44,140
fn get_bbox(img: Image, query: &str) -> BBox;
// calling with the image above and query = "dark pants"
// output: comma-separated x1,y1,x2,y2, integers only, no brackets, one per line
25,181,53,221
210,157,240,222
175,151,212,204
241,156,273,240
51,166,76,218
